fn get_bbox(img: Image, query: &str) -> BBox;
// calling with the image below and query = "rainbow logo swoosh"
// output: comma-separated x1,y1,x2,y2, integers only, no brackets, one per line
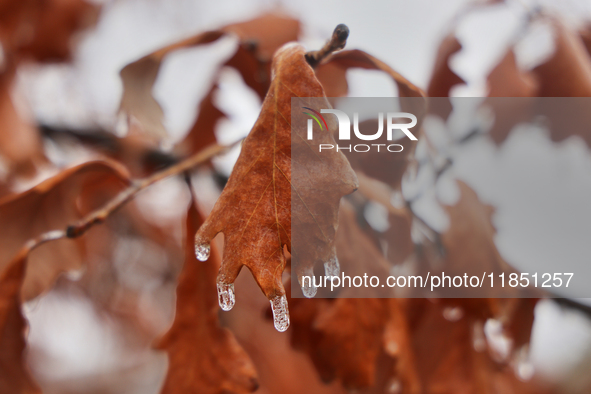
302,107,328,131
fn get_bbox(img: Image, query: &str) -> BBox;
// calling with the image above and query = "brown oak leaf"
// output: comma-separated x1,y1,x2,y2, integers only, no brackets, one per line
316,49,426,188
118,30,224,141
427,32,465,119
194,43,357,331
485,49,536,145
290,201,419,391
0,0,41,56
0,161,130,301
407,298,549,394
175,83,224,159
119,12,300,143
438,181,514,287
426,181,539,356
155,194,258,394
0,69,47,179
533,18,591,97
0,249,41,394
427,33,465,98
19,0,99,62
485,20,591,146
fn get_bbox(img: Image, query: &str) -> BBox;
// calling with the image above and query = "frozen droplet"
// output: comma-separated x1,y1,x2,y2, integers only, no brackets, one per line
443,306,463,322
270,295,290,332
299,268,316,298
195,243,210,261
324,257,340,278
217,282,235,311
387,379,402,393
301,281,317,298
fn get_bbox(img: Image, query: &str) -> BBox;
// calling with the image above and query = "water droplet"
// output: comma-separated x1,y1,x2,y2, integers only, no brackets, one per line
195,243,210,261
324,257,340,278
270,295,290,332
217,282,235,311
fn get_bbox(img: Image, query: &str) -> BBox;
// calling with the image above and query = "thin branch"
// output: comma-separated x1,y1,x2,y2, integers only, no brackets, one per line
23,230,68,253
40,124,179,171
305,24,349,68
23,141,241,251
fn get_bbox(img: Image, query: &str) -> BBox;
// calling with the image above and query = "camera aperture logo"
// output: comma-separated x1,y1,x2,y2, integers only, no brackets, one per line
303,107,418,153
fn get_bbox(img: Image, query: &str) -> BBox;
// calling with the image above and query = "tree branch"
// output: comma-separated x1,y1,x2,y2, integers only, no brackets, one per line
24,141,241,253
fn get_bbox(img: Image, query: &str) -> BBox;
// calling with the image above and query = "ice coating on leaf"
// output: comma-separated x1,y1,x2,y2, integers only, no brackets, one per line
324,256,341,278
195,243,210,261
217,281,235,311
270,294,290,332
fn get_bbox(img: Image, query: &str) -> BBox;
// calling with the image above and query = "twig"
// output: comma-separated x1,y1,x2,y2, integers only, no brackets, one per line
23,141,241,252
40,124,179,172
305,24,349,68
23,230,68,253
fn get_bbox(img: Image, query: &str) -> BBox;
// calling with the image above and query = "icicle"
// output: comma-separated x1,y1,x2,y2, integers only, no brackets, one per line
217,282,235,311
324,256,341,278
270,295,290,332
301,281,317,298
194,243,210,261
299,267,317,298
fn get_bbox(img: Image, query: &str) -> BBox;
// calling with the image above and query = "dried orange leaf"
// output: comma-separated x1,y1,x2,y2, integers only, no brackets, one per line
0,161,129,300
324,49,425,99
488,50,536,97
533,19,591,97
438,181,515,284
485,50,536,144
0,70,47,178
0,249,41,394
408,298,547,394
290,202,417,391
175,83,223,158
19,0,99,62
118,30,225,140
118,12,300,142
194,43,357,331
427,33,465,97
317,50,426,188
155,197,258,394
581,26,591,55
0,0,40,56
